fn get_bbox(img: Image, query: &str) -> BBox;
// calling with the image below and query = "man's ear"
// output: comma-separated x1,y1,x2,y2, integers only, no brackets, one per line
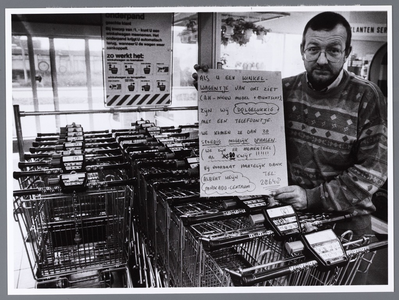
300,43,305,60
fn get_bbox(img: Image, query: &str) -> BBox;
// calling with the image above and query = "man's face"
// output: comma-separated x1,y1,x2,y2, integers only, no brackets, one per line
301,24,349,90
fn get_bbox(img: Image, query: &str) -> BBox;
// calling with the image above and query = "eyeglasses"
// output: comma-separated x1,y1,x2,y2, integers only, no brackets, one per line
304,47,346,62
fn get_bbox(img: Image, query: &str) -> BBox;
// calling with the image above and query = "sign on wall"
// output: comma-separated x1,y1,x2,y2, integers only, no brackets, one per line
102,13,173,107
351,23,387,37
198,69,288,197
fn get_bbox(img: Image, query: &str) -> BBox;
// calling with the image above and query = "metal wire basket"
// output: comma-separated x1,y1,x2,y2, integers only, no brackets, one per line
13,185,133,282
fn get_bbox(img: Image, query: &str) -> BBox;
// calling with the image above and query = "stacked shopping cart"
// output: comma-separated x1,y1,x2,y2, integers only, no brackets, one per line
123,120,387,288
115,120,200,287
13,120,388,289
13,123,134,288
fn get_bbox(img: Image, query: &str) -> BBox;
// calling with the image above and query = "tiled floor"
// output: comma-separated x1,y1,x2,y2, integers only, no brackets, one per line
13,224,36,289
12,152,36,289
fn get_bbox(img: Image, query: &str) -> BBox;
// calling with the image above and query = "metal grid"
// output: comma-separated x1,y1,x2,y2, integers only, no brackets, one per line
224,235,386,286
196,231,287,287
168,211,183,286
155,193,168,271
14,186,132,281
180,216,268,287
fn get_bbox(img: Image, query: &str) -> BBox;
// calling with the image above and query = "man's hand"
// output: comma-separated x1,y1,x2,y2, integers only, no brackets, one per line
272,186,307,210
192,64,209,90
192,72,198,90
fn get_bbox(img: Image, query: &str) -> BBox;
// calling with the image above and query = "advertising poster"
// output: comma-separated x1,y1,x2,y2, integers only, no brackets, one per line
102,13,173,107
198,69,288,197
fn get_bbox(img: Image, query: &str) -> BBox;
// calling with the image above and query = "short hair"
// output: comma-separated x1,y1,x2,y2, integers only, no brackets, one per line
302,12,352,56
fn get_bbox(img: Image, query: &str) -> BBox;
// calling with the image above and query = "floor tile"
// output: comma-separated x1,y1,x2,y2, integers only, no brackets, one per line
13,270,19,289
17,268,36,289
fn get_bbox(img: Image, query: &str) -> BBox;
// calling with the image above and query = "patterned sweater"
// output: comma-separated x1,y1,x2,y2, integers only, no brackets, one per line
282,70,387,219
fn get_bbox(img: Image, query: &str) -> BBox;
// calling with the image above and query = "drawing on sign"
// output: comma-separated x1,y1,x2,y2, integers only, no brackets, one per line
201,170,256,195
198,69,288,197
234,102,279,115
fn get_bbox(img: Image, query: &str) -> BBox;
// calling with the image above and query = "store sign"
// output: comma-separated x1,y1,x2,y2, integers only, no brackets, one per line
102,13,173,107
198,69,288,197
351,23,387,37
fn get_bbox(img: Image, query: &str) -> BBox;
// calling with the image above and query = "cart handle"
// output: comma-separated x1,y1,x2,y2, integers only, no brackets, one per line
200,229,275,251
226,239,388,286
24,153,53,159
82,130,110,136
30,145,64,153
18,161,49,169
84,137,115,143
36,132,59,137
18,154,124,170
301,213,354,227
13,188,42,197
85,162,131,171
32,141,61,146
13,168,63,179
85,154,124,163
85,142,119,148
98,178,136,188
13,178,135,197
181,208,247,226
85,148,122,155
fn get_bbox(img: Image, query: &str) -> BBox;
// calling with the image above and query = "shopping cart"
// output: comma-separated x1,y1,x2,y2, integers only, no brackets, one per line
128,217,165,288
13,161,130,192
149,183,263,287
13,177,134,288
144,180,201,287
20,128,123,172
134,161,198,239
224,234,387,286
182,216,277,287
189,213,388,287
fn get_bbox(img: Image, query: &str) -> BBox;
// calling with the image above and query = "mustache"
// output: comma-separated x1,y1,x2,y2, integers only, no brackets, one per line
313,66,332,72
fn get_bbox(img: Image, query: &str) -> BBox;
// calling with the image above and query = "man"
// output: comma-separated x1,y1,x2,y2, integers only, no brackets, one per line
193,11,387,285
272,11,387,239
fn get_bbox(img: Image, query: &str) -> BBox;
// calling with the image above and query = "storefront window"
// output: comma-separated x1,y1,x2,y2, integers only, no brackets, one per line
11,13,200,142
218,12,304,78
11,35,29,139
155,13,199,127
12,36,51,137
12,35,111,137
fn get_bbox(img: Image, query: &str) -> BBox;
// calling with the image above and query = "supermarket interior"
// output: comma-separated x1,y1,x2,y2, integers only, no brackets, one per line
8,7,391,291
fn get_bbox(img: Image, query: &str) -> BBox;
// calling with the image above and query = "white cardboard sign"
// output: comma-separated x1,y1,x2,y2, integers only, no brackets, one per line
198,69,288,197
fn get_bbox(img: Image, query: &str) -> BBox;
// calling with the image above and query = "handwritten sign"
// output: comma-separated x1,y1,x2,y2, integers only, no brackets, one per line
102,13,173,107
198,69,288,197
